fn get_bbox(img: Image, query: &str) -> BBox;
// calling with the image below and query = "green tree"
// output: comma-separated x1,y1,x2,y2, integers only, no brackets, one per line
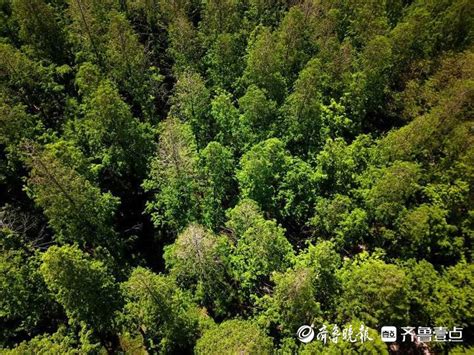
169,71,211,146
0,100,37,154
337,253,409,328
359,35,393,124
164,224,235,316
125,0,162,30
242,26,286,103
311,195,369,251
238,84,278,146
70,80,155,184
226,199,294,296
339,0,389,48
195,319,273,355
238,137,320,226
403,259,473,354
237,138,289,215
0,43,66,127
0,228,58,347
314,135,373,196
74,61,102,97
24,143,119,249
277,156,319,228
281,58,329,155
105,11,159,117
40,245,121,335
121,267,204,353
167,12,203,73
390,0,472,83
3,326,101,354
276,6,312,81
143,117,200,232
199,141,236,229
210,89,242,149
295,241,342,317
205,32,246,91
396,204,461,261
257,241,342,340
436,262,474,329
270,267,322,334
363,161,422,224
105,11,146,81
12,0,66,62
199,0,241,37
66,0,117,64
246,0,287,27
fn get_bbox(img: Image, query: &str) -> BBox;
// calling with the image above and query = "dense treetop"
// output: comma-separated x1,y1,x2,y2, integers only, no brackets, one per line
0,0,473,353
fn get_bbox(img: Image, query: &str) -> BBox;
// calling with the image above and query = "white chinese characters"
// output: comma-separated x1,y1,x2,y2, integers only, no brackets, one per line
297,324,373,344
381,326,463,343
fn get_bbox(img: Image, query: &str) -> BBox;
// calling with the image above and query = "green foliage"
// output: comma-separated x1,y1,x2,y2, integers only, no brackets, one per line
281,58,356,155
0,229,57,346
238,138,318,224
401,259,474,354
397,204,461,260
144,121,236,232
3,326,101,354
40,245,121,333
271,267,323,334
276,6,313,81
315,135,374,195
0,101,37,150
12,0,66,62
295,241,342,317
199,0,241,37
1,0,473,353
66,0,117,64
277,156,319,226
205,32,246,91
360,35,393,118
256,241,342,336
104,11,158,116
164,224,235,316
436,262,474,329
226,199,294,296
199,141,235,229
24,144,120,249
74,62,102,97
237,138,289,215
242,26,286,103
105,11,146,84
247,0,287,27
70,80,155,181
337,253,409,328
169,71,211,146
195,319,273,355
121,267,205,353
210,89,242,149
0,43,66,126
311,195,369,250
238,84,278,146
167,12,203,73
143,117,200,231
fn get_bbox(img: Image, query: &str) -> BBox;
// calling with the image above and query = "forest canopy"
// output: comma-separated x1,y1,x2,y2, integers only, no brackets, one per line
0,0,473,353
